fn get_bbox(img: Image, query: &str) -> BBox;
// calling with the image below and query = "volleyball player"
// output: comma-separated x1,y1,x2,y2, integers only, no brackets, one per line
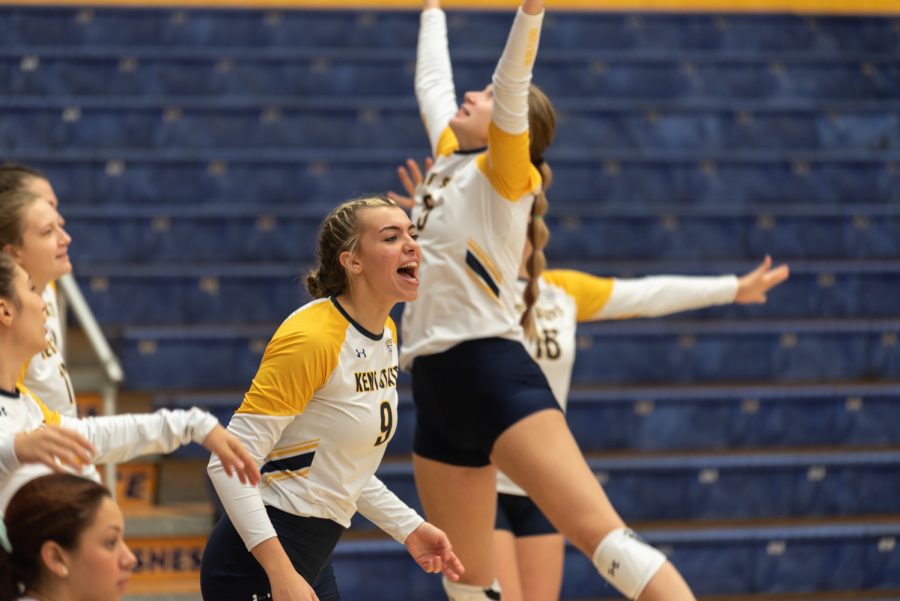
0,165,74,418
401,0,699,598
201,197,464,601
392,154,789,600
0,253,260,513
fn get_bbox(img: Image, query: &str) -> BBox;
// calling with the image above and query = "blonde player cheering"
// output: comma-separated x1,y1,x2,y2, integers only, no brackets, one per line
392,158,790,600
400,0,700,599
0,252,259,512
201,196,464,601
0,164,75,419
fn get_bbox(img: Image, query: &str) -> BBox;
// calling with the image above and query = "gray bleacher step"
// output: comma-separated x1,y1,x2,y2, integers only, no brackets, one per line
124,503,214,538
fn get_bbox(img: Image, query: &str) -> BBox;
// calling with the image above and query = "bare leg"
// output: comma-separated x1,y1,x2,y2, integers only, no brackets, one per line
492,410,697,601
412,454,497,586
493,530,524,601
517,534,564,601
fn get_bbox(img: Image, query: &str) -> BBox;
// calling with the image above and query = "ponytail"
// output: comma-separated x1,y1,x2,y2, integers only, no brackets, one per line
520,162,552,339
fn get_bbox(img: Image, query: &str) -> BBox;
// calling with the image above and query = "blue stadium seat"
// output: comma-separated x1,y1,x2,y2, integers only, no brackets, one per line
4,8,899,54
156,382,900,457
570,318,900,385
72,261,900,325
6,98,898,152
3,48,897,100
329,522,900,599
62,204,900,263
17,150,900,207
118,319,900,390
547,205,900,261
360,450,900,525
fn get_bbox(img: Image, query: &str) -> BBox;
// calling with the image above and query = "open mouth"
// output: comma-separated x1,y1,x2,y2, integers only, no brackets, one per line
397,262,419,283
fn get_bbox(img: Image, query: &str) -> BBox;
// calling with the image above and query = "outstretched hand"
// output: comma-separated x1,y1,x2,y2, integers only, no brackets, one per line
405,522,465,581
14,425,96,472
387,157,433,211
202,424,261,486
735,255,790,304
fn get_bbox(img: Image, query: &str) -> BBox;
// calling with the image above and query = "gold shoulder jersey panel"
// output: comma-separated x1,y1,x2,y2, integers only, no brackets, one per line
476,123,542,201
386,317,399,347
542,269,615,323
21,384,61,426
436,127,460,158
238,301,347,417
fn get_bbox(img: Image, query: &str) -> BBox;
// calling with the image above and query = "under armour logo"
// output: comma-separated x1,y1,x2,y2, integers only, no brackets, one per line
356,348,367,358
385,337,394,353
608,560,620,578
0,407,7,417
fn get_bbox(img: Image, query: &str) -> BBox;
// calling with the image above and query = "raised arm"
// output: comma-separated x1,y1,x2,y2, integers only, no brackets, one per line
415,0,459,155
481,0,546,200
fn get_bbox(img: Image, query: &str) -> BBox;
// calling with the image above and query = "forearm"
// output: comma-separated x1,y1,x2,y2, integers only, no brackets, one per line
598,275,739,320
416,6,457,152
491,5,545,135
62,408,217,464
250,536,294,577
356,475,425,544
208,452,276,550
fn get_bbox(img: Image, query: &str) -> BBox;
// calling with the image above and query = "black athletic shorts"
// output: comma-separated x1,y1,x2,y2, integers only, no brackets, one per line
200,506,344,601
495,492,557,537
412,337,560,467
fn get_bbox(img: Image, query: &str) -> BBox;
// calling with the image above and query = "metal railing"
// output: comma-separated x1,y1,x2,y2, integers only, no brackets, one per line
58,272,124,496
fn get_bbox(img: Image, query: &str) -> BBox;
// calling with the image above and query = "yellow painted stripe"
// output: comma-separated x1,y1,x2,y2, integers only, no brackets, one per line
467,239,503,287
465,269,503,305
2,0,895,13
267,439,320,460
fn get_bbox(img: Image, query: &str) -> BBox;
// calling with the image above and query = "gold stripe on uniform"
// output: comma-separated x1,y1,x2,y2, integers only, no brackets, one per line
267,439,320,460
467,239,503,286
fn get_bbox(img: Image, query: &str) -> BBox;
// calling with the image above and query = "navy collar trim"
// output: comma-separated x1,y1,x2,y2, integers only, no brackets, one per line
331,297,383,341
455,146,487,156
0,387,19,399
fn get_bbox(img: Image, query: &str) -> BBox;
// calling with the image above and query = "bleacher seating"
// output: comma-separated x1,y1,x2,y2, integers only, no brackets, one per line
2,5,898,600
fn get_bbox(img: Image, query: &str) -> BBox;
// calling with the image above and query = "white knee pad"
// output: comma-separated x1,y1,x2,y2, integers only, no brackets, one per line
442,578,501,601
592,528,666,600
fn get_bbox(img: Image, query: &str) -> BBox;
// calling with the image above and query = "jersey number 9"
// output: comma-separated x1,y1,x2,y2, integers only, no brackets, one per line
374,400,394,446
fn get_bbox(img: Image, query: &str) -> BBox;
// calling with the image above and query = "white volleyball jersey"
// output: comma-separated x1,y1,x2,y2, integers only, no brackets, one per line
497,270,738,496
0,386,218,513
400,7,544,369
20,284,77,418
209,298,422,551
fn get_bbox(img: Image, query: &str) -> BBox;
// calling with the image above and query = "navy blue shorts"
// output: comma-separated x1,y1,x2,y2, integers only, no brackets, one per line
200,506,344,601
495,493,557,537
413,337,560,467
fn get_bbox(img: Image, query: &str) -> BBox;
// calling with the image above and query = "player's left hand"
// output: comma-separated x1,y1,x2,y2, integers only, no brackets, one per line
404,521,465,581
735,255,790,304
202,424,261,486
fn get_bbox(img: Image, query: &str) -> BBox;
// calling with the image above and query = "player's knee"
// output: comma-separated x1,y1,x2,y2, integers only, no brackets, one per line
592,528,666,600
443,578,502,601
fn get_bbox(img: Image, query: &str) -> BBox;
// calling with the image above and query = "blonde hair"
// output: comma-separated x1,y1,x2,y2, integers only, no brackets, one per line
0,189,42,249
306,195,398,298
521,84,557,339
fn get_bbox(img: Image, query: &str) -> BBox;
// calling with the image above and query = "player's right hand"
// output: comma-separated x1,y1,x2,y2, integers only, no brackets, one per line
14,425,96,472
387,157,433,210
